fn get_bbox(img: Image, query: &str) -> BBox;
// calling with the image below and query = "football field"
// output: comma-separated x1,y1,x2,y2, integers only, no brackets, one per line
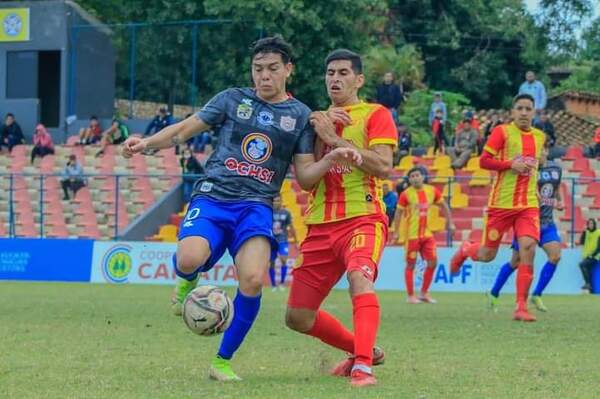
1,282,599,398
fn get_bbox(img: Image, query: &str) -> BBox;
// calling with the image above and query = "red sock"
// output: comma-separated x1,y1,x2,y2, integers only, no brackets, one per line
465,242,480,261
421,266,435,294
405,267,414,296
306,310,354,353
352,293,380,367
516,264,533,308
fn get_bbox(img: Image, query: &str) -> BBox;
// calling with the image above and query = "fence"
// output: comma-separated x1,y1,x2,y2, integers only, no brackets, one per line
1,172,598,247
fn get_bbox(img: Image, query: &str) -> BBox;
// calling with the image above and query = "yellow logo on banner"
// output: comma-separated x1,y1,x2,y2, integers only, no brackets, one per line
0,8,30,42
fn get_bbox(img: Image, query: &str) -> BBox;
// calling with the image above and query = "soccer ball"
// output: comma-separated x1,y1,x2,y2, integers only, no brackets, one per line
182,285,234,336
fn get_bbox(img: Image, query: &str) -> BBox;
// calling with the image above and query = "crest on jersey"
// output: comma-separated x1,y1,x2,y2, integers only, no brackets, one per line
488,228,500,241
236,102,253,120
257,111,274,126
241,133,272,164
280,116,296,132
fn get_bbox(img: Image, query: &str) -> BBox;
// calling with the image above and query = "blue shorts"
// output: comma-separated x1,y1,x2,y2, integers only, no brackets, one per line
512,223,561,251
176,196,277,272
277,241,289,257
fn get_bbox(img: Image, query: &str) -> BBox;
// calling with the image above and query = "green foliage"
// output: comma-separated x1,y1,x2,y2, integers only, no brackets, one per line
399,90,471,147
553,61,600,94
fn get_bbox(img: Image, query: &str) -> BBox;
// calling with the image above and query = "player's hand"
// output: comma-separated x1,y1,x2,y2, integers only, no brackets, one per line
323,147,363,166
326,108,352,126
121,136,147,158
388,231,399,244
310,111,338,146
511,158,531,175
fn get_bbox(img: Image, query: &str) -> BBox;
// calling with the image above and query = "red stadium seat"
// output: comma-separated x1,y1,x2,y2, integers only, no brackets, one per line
563,146,584,161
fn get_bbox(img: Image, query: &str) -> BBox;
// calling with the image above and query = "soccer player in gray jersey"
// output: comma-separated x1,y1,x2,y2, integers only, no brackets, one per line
122,36,362,381
487,140,564,317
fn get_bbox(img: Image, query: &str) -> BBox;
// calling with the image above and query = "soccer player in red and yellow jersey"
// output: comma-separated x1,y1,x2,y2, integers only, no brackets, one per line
450,93,546,322
392,167,453,304
285,49,397,387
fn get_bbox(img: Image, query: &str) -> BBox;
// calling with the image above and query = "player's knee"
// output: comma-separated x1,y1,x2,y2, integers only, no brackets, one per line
285,309,314,332
549,253,561,265
176,251,208,274
347,271,374,296
239,271,264,291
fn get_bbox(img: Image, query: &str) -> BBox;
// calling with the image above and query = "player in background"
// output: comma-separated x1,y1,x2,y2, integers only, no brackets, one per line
391,167,454,304
487,140,563,312
121,36,361,381
270,194,297,291
450,93,546,322
285,49,397,387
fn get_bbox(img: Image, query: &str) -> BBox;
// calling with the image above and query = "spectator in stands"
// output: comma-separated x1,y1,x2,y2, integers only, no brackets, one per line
95,118,130,157
480,113,503,154
376,72,404,122
78,116,102,145
180,147,204,202
394,123,411,165
60,154,85,200
449,124,478,169
30,124,55,164
455,111,480,134
579,218,600,293
431,108,448,155
382,182,398,227
428,92,447,126
0,113,25,153
145,107,174,137
534,111,556,147
592,127,600,158
518,71,547,117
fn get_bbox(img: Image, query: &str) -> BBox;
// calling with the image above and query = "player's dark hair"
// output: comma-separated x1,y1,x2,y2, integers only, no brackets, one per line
90,115,98,120
325,49,363,74
6,113,14,118
251,35,293,64
407,167,423,178
512,93,535,107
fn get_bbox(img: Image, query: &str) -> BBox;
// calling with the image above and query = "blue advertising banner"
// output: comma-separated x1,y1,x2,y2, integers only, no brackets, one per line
0,238,94,282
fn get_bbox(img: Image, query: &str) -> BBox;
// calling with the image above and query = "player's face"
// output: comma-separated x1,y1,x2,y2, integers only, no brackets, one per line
326,60,364,106
512,99,534,130
251,52,292,102
6,115,14,125
409,171,424,188
273,196,282,209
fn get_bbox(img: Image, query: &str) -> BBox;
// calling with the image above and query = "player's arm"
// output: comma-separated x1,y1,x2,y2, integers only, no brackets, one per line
310,111,394,179
288,219,298,243
390,208,404,244
437,200,455,231
555,186,564,210
480,126,530,174
293,149,362,191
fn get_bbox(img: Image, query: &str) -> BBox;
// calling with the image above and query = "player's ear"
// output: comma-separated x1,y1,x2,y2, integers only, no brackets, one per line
356,73,365,89
285,63,293,78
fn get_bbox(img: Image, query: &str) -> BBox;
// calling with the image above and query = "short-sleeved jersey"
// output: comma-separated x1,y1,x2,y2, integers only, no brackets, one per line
192,88,314,204
273,208,292,243
305,102,398,224
397,185,443,240
483,122,545,209
538,161,562,226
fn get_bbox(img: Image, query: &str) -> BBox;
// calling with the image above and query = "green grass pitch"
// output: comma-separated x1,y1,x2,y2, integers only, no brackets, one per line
1,282,599,398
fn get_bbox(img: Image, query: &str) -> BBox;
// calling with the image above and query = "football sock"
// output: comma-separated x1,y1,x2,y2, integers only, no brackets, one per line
217,289,261,360
533,261,557,296
405,267,415,296
352,293,380,367
465,242,481,261
421,266,435,294
280,265,288,285
490,262,515,297
306,310,354,353
268,266,277,287
516,264,533,308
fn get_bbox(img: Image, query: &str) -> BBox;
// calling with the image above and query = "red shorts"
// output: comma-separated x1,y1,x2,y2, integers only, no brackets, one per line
287,214,388,310
482,207,540,248
405,236,437,266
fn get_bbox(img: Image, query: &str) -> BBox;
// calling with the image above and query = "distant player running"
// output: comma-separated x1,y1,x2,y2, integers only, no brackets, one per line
121,36,360,381
450,93,546,322
488,141,563,312
392,167,454,304
285,49,397,387
270,194,297,291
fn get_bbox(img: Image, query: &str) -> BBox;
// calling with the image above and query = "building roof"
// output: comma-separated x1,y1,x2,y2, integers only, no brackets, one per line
550,91,600,103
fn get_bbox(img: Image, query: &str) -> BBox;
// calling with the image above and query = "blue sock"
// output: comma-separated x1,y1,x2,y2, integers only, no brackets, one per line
490,263,515,297
217,290,261,360
268,267,277,287
280,265,288,285
172,254,199,281
533,262,557,296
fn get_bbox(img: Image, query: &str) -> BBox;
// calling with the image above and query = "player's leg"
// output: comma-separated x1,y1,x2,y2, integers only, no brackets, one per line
279,242,289,289
488,240,519,311
418,237,438,303
268,260,277,290
513,208,541,322
531,226,561,311
404,239,421,304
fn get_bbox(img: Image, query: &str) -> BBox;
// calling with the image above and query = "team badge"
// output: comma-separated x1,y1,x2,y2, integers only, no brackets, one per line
3,13,22,37
241,133,272,164
488,228,500,241
256,111,274,126
280,116,296,132
236,103,253,120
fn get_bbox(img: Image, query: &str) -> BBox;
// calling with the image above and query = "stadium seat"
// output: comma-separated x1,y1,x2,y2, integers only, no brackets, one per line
469,169,491,186
395,155,414,171
442,183,468,208
431,167,454,184
150,224,178,242
464,156,481,172
431,155,451,171
563,146,584,161
423,147,435,159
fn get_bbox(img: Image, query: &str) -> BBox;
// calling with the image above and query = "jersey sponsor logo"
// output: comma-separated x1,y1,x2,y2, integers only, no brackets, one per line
182,207,201,228
224,157,275,184
236,102,253,120
241,133,272,164
280,116,296,132
101,244,133,283
257,111,274,126
199,182,213,192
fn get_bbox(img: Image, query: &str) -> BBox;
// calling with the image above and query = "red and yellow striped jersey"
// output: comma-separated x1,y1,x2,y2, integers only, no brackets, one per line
397,185,443,240
305,102,397,225
484,123,545,209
